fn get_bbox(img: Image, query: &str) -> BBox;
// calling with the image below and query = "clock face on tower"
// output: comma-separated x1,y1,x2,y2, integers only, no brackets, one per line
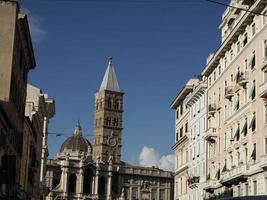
107,131,117,147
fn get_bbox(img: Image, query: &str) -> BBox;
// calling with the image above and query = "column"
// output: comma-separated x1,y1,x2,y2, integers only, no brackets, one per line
77,166,84,199
94,162,100,195
107,160,112,200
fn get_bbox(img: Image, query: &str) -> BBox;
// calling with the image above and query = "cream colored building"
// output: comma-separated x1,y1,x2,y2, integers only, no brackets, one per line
184,79,207,200
171,78,199,200
201,0,267,198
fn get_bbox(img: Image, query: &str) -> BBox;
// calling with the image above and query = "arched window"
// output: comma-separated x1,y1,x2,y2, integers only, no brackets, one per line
83,169,93,194
98,176,107,195
68,174,77,193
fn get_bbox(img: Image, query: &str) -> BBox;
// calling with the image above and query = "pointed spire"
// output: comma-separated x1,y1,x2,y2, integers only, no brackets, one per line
74,121,82,136
99,57,121,92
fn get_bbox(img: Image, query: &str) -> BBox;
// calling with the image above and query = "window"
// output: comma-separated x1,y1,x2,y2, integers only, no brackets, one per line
263,10,267,24
237,42,240,53
264,71,267,82
253,180,257,195
132,188,138,200
219,65,221,75
245,58,248,70
238,185,241,196
245,148,248,163
209,77,211,86
243,33,248,46
252,23,256,36
176,110,179,119
224,133,227,148
230,50,233,61
250,112,256,132
180,127,183,138
250,51,256,69
240,152,241,165
160,189,165,200
250,80,256,100
245,183,249,196
152,189,157,200
214,71,216,81
224,57,228,68
265,138,267,155
185,122,188,133
264,40,267,58
243,118,248,136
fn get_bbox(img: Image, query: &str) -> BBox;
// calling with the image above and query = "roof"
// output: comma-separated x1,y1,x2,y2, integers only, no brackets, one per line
170,78,199,109
99,57,120,92
59,122,92,154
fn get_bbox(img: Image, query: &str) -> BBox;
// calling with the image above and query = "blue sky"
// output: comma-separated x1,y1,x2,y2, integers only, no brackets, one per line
23,0,226,165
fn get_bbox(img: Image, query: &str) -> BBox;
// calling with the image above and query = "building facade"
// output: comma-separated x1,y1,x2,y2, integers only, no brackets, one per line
171,78,199,200
20,84,55,199
184,79,207,200
202,0,267,198
0,1,36,199
45,58,174,200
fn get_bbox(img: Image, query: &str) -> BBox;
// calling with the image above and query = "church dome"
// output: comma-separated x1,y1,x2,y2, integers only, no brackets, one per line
59,122,92,154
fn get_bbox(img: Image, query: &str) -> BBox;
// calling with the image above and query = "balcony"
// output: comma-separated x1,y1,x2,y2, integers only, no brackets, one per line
203,179,218,193
220,164,248,186
205,128,217,142
237,72,248,87
208,104,216,116
260,155,267,169
188,176,200,189
259,81,267,98
225,86,234,100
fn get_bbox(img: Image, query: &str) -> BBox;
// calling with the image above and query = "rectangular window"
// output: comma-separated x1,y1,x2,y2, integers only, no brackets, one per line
214,71,216,81
238,185,241,196
245,147,248,163
243,33,248,46
264,40,267,58
160,189,165,200
253,180,257,195
132,188,138,200
264,71,267,82
237,42,240,53
264,10,267,24
152,189,157,200
245,183,249,196
250,80,256,100
180,127,183,138
265,138,267,155
252,23,256,36
176,110,179,119
250,51,256,69
185,122,188,133
219,65,221,75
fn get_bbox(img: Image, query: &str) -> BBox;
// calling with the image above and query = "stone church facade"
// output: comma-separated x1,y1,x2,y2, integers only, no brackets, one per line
45,58,174,200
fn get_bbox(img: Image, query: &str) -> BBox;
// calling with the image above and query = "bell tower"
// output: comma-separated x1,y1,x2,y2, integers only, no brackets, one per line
92,57,124,163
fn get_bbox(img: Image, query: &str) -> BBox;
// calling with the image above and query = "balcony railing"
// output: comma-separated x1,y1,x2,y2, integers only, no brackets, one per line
259,81,267,98
205,128,217,142
220,164,248,185
188,176,200,189
225,86,234,100
237,71,248,87
208,104,216,116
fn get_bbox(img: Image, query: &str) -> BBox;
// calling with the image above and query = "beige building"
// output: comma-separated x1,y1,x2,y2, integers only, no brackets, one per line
20,84,55,199
45,58,174,200
171,78,199,200
0,1,36,199
202,0,267,198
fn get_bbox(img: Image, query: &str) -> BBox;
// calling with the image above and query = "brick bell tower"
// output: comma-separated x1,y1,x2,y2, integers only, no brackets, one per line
92,57,124,163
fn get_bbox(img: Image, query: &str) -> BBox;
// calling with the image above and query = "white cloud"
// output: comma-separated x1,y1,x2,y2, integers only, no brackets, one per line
22,8,46,42
138,146,174,172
